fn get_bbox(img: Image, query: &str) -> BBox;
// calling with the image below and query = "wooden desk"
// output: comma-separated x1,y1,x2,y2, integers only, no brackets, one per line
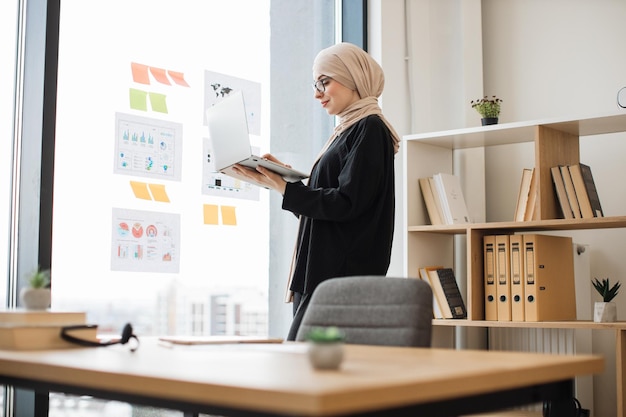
0,339,603,417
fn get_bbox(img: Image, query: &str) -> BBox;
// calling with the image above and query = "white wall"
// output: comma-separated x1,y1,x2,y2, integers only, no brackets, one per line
373,1,626,416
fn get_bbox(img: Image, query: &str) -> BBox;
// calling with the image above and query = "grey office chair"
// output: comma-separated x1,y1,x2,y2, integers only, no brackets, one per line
295,276,433,347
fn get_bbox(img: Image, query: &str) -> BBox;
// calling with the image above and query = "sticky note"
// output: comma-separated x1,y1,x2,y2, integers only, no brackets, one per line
131,62,150,85
130,181,151,200
221,205,237,226
148,183,170,202
167,70,190,87
149,92,168,113
203,204,219,225
149,66,171,85
129,88,148,111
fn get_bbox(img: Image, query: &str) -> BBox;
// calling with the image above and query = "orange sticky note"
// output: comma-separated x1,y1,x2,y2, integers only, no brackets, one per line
130,181,151,200
148,183,170,202
167,70,190,87
131,62,150,84
149,66,171,85
203,204,219,225
221,205,237,226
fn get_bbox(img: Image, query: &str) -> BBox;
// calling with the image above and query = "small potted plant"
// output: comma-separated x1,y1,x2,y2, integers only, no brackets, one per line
471,95,503,125
592,277,620,322
305,326,345,370
20,266,51,310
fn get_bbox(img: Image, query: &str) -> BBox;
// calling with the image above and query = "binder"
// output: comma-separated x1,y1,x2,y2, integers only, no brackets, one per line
509,234,525,321
495,235,512,321
419,266,444,319
523,234,576,322
483,235,498,321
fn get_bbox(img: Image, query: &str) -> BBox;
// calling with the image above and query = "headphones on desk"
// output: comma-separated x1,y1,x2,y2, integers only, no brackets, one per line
61,323,139,352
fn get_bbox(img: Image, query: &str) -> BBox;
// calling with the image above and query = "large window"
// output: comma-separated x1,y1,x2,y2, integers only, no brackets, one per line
3,0,368,415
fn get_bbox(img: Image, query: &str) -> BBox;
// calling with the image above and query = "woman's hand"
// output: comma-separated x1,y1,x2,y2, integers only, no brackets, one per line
232,154,288,195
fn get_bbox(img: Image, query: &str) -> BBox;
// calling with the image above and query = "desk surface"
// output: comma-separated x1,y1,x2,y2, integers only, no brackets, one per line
0,338,604,416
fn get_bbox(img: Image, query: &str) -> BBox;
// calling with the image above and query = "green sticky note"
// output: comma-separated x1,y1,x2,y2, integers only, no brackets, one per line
149,92,168,113
129,88,148,111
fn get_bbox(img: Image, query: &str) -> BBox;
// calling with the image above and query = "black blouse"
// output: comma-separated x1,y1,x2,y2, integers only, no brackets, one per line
282,115,395,295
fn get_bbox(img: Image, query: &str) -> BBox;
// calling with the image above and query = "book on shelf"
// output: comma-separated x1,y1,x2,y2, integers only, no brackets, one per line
428,177,447,225
495,235,512,321
483,235,498,321
419,266,445,319
523,234,576,322
0,310,86,326
559,165,582,219
432,173,471,225
568,163,604,219
514,168,534,222
0,324,98,350
418,177,444,225
427,267,467,319
550,166,574,219
509,234,526,321
523,169,538,221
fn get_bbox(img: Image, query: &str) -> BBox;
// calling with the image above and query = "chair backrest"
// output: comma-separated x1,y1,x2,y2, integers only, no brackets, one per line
295,276,433,347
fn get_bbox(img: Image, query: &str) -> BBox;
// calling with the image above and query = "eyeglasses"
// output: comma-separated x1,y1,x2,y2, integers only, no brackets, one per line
312,77,332,93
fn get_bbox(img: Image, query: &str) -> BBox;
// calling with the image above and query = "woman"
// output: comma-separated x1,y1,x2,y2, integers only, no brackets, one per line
232,42,400,340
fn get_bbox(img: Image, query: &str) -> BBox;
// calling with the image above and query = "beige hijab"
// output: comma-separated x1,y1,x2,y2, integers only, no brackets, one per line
312,42,400,156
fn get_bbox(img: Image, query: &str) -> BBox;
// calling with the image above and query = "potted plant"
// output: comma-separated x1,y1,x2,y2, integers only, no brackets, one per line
592,277,620,322
20,266,51,310
471,95,503,125
305,326,345,370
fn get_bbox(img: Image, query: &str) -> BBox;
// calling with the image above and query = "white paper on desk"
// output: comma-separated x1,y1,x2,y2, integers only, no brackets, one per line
158,335,284,345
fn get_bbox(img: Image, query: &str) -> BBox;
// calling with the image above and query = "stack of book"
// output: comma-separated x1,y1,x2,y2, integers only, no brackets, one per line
417,266,467,319
419,173,471,225
0,310,96,350
483,234,576,322
551,163,604,219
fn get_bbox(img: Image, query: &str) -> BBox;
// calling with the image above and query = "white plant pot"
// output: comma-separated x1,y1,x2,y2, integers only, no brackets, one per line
593,301,617,323
307,342,344,370
20,288,51,310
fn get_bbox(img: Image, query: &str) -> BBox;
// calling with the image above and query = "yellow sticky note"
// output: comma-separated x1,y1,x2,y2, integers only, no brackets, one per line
203,204,219,225
129,88,148,111
148,183,170,202
221,205,237,226
149,92,168,113
130,181,151,200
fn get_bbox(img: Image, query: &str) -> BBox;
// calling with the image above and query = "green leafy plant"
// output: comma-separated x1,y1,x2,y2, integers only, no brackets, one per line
28,266,51,289
305,326,344,343
592,277,620,302
471,95,503,118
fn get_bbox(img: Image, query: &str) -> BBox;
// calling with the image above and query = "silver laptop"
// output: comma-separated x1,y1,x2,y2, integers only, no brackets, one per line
206,91,309,188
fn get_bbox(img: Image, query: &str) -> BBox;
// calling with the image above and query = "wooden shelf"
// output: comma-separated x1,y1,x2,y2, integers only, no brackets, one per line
433,319,626,330
404,112,626,149
409,215,626,234
403,113,626,417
